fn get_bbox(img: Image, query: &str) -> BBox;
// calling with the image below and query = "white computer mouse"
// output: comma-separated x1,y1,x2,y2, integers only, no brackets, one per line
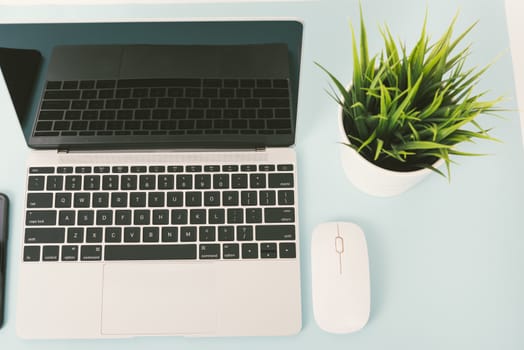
311,222,370,334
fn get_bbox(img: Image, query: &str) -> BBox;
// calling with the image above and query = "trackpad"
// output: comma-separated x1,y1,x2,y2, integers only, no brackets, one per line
101,263,217,335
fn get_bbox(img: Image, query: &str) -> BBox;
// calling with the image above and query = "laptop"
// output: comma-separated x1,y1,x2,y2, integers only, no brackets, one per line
506,0,524,147
13,20,303,338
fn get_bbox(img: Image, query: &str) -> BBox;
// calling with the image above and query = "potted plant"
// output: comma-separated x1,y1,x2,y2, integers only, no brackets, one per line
318,9,504,197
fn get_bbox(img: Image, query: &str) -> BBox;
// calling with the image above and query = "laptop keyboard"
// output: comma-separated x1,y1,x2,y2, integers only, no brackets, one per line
33,78,293,137
24,163,297,262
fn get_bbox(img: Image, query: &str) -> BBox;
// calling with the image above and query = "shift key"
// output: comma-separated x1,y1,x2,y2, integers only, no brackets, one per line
26,210,57,226
264,208,295,223
25,227,65,243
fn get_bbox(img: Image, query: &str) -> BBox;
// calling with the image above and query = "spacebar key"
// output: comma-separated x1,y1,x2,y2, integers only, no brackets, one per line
105,244,197,260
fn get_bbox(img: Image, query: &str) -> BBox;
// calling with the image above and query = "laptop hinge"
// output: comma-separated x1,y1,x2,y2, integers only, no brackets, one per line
255,147,266,152
57,148,69,154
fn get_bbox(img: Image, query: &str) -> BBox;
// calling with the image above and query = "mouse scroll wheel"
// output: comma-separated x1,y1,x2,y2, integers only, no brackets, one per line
335,236,344,254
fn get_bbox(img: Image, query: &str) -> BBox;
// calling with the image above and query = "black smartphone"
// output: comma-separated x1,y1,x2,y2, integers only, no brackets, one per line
0,194,8,328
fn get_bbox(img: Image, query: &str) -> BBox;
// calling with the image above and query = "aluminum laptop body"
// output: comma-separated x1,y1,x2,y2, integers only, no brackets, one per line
13,20,303,339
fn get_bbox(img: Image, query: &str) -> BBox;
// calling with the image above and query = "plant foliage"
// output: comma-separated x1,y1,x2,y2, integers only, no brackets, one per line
318,8,503,178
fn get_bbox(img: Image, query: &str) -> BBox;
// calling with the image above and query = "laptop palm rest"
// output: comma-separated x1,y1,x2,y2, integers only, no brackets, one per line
101,263,218,335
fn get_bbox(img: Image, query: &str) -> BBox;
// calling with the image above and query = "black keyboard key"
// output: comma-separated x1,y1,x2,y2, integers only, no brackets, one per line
223,244,239,259
84,175,100,190
222,165,238,172
168,166,183,173
45,90,81,100
195,174,211,189
231,174,248,189
59,210,76,226
42,246,60,261
269,173,294,188
111,166,128,173
237,226,253,241
77,210,95,225
241,191,257,206
131,166,147,173
180,227,197,242
265,207,295,223
227,208,243,224
94,166,110,173
29,167,55,174
46,176,63,191
280,242,296,259
130,192,146,207
242,243,258,259
57,167,74,174
93,193,109,207
27,193,53,208
105,228,122,243
134,210,150,225
46,81,62,89
262,99,289,108
170,209,187,225
124,227,141,242
260,243,277,259
204,191,220,206
278,190,294,205
23,246,41,262
148,192,165,207
140,175,156,190
102,175,119,190
67,228,84,243
111,192,128,207
200,244,220,259
86,228,103,243
185,165,202,173
115,210,132,225
213,174,229,189
75,167,92,174
222,191,239,206
65,175,82,190
256,225,295,241
167,192,183,207
74,193,91,208
81,245,102,261
96,210,113,225
143,227,159,242
158,175,174,189
249,174,266,188
190,209,206,225
28,176,45,191
176,175,193,190
105,244,197,260
199,226,216,242
209,209,225,224
152,209,169,225
25,227,65,243
162,227,178,242
61,245,79,261
53,193,71,208
218,226,235,241
184,192,201,207
259,191,276,206
246,208,262,223
42,100,70,110
121,175,138,190
96,80,116,89
26,210,57,226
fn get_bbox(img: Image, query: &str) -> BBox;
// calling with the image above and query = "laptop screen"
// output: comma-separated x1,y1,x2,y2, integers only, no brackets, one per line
0,20,303,150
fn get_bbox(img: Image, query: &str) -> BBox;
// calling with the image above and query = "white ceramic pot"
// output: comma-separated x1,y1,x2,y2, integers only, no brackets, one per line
338,105,442,197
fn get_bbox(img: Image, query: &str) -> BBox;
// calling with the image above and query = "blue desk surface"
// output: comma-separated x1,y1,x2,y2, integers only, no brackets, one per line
1,0,523,349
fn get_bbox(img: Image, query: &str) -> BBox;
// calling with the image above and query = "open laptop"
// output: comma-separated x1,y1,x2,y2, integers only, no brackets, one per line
10,20,303,338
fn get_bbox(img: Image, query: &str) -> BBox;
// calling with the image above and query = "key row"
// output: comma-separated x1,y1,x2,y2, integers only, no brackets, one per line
23,241,297,262
30,164,293,174
27,190,294,209
27,173,294,191
25,224,295,244
26,207,295,227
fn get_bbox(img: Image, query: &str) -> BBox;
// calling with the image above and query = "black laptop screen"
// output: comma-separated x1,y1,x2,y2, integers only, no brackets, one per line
0,21,303,150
